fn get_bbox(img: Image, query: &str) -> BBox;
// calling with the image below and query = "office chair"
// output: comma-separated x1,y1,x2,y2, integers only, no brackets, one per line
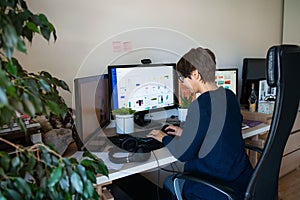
173,45,300,200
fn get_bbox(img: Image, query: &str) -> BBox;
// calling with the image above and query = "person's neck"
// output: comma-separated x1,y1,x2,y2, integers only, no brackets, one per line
199,82,218,93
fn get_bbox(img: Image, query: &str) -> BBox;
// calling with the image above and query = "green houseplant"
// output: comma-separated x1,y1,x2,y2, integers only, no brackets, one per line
0,137,108,200
178,91,194,121
0,0,68,131
112,107,135,134
0,1,108,199
111,107,136,116
179,91,194,109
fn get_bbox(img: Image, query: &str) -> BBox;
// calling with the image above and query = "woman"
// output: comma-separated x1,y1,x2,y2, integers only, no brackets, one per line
147,47,253,200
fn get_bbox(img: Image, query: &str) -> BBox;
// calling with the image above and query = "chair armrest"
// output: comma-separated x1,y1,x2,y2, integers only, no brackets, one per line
245,143,263,154
173,174,236,200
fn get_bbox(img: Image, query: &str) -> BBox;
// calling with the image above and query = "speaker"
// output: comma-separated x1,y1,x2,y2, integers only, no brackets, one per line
108,137,151,163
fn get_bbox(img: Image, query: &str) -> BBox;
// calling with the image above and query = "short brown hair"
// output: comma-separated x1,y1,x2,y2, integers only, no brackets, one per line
176,47,216,83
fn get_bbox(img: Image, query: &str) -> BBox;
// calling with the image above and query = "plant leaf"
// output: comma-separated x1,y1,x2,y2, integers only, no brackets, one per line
11,156,22,172
16,117,27,133
85,170,96,183
39,78,51,92
46,100,61,116
16,38,27,54
26,155,37,171
59,176,70,192
71,172,83,194
6,86,17,98
58,80,70,92
40,26,50,41
0,88,8,106
40,71,52,79
5,61,18,77
23,98,36,117
48,166,62,187
26,21,39,33
14,177,32,198
0,152,10,172
2,46,13,60
83,179,96,199
76,164,87,182
2,23,18,48
82,150,98,160
5,188,22,200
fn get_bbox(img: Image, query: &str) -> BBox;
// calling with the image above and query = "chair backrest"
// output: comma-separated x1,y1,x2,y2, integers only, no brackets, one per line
245,45,300,199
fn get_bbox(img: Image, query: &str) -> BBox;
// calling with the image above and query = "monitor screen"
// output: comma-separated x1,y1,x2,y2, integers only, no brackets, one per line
108,63,178,126
240,58,266,106
215,68,238,95
74,74,110,147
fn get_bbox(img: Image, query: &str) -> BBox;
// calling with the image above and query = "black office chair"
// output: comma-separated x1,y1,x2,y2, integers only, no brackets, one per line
173,45,300,200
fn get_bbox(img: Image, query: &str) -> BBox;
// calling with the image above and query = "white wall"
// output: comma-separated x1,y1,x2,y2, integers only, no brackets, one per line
15,0,283,106
283,0,300,44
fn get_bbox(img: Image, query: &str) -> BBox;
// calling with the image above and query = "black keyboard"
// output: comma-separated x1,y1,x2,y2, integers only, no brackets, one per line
108,133,164,153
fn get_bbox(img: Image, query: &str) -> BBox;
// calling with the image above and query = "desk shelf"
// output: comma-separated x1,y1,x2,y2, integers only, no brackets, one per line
0,123,40,152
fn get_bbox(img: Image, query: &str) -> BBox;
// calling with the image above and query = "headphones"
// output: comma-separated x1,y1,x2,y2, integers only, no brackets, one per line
108,136,151,164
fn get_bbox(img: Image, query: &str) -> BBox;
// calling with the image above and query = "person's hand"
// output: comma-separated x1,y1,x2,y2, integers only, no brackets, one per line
147,125,183,142
164,125,183,136
147,130,167,143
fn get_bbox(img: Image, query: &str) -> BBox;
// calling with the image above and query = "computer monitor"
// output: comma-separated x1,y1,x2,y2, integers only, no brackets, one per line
215,68,238,95
108,63,178,126
74,74,110,148
240,58,266,106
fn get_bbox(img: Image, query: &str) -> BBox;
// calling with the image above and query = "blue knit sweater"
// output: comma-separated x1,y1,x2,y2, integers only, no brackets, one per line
163,87,253,200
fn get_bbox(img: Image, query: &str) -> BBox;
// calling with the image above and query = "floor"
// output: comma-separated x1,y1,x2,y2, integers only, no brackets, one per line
279,169,300,200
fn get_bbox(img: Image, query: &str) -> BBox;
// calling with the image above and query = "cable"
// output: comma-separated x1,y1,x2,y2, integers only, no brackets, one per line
151,151,161,200
156,166,161,200
151,150,189,200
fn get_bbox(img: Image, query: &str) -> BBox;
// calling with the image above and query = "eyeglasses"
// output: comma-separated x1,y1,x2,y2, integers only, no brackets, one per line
178,72,201,83
178,74,185,83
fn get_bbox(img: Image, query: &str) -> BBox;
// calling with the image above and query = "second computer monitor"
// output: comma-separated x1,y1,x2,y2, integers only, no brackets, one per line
215,68,238,95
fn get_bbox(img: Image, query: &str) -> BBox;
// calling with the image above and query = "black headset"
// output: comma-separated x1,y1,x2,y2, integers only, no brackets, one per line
108,136,151,163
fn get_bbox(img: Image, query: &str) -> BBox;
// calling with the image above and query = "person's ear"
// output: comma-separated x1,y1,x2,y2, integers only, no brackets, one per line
197,73,202,81
191,70,199,79
192,70,202,81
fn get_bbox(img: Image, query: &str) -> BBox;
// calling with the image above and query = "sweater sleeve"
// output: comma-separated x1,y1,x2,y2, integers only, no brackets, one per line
163,98,210,161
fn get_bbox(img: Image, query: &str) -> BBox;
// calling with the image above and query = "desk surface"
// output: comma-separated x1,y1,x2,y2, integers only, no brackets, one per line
71,122,270,185
72,147,177,185
242,123,270,139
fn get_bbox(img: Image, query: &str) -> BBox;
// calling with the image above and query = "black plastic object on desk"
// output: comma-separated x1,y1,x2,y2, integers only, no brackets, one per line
108,133,164,153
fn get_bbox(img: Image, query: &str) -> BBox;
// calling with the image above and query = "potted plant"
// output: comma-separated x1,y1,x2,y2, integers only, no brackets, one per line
0,1,108,199
0,1,68,132
178,91,194,121
112,107,136,134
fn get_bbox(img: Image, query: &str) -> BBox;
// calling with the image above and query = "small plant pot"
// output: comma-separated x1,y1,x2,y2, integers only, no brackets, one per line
178,108,188,122
115,114,134,134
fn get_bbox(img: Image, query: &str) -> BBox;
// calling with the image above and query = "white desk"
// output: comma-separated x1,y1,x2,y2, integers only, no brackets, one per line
71,122,270,186
242,123,270,139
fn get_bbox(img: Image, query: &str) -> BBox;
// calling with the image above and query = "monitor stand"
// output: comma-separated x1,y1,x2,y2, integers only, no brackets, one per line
134,112,162,129
134,112,151,127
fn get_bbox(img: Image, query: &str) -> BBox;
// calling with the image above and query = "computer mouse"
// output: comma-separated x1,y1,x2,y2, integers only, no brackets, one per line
161,124,175,134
